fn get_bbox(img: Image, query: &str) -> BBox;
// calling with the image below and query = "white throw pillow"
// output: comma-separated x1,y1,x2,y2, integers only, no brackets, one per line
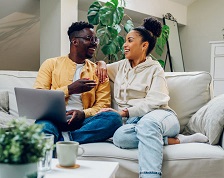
185,94,224,145
165,72,212,133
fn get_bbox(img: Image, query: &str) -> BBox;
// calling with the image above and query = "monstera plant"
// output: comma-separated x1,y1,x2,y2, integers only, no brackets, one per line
87,0,134,63
88,0,169,67
152,24,170,67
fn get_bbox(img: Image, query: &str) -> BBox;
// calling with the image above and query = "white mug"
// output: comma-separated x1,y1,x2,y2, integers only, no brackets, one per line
56,141,85,167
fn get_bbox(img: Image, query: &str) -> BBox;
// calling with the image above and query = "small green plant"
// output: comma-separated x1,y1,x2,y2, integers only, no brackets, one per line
0,119,51,164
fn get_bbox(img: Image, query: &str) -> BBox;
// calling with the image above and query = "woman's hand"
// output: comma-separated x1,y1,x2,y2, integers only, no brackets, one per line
95,61,108,83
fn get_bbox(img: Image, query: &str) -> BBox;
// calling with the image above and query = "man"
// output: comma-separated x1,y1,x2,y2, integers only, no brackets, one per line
34,21,122,143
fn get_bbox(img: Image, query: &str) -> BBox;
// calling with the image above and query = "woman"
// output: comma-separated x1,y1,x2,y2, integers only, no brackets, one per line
98,17,208,178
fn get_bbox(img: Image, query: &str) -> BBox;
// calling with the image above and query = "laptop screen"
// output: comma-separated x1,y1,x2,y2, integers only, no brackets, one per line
14,87,67,124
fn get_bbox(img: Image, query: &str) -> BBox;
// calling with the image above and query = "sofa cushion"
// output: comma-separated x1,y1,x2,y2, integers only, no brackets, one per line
0,111,35,128
0,91,9,113
165,72,212,132
0,111,16,127
0,70,212,131
185,94,224,145
0,71,37,116
79,142,224,178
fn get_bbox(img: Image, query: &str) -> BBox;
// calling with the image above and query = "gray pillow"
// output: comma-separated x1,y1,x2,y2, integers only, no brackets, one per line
185,94,224,145
0,91,9,113
0,111,15,127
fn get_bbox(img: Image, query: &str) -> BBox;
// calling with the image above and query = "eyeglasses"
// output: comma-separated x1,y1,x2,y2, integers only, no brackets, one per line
74,36,99,44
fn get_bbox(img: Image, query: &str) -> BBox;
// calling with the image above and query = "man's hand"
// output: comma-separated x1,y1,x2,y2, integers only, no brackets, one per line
95,61,108,83
68,78,97,95
66,110,85,130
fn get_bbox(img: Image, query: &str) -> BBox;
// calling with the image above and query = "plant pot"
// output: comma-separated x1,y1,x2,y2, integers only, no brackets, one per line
0,162,37,178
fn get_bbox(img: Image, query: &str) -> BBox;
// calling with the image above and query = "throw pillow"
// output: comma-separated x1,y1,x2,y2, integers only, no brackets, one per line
0,91,9,113
185,94,224,145
0,111,15,127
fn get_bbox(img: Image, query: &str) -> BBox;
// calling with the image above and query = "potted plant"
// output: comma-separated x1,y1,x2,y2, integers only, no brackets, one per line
0,119,51,178
87,0,169,67
87,0,134,63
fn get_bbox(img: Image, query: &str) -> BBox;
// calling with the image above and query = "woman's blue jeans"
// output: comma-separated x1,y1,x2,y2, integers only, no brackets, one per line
113,109,180,178
36,111,122,144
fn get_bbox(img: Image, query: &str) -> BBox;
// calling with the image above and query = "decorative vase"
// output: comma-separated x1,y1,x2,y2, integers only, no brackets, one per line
0,162,37,178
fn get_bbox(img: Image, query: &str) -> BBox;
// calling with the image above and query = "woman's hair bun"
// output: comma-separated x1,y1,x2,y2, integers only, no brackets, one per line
143,17,162,37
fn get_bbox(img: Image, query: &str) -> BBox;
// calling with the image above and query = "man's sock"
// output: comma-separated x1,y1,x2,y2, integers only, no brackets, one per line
177,133,208,144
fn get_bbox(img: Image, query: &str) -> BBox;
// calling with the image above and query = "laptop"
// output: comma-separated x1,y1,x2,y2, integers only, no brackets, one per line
14,87,68,124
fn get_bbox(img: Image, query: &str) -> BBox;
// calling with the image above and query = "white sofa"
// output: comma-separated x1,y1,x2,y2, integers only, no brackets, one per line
0,70,224,178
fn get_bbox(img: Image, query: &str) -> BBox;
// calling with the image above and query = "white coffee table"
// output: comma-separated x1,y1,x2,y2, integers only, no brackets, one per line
42,158,119,178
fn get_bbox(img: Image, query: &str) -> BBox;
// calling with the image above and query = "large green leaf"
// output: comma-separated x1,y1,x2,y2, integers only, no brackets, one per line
96,22,105,31
99,1,124,26
87,1,102,25
107,27,118,39
111,0,118,7
101,35,124,56
99,2,116,26
101,41,117,55
161,25,170,40
97,26,118,45
114,24,121,33
124,19,134,33
114,35,124,51
114,7,124,24
155,25,170,56
107,54,119,63
97,28,110,45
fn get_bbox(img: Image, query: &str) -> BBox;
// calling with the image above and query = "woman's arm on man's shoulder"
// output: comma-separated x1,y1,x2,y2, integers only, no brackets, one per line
96,60,124,83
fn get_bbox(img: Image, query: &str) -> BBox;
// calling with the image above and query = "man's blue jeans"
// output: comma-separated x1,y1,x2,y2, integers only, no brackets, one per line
36,111,122,144
113,109,180,178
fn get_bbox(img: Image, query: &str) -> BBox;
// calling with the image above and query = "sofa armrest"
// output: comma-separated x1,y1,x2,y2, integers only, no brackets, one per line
220,129,224,148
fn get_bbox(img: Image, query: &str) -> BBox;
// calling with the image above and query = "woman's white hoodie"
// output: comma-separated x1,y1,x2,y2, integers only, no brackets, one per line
107,56,173,118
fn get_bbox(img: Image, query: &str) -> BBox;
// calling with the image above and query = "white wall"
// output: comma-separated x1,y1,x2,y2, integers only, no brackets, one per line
0,0,187,71
180,0,224,72
0,0,78,70
78,10,88,22
1,0,223,72
0,0,40,71
99,0,187,25
0,0,39,18
40,0,78,64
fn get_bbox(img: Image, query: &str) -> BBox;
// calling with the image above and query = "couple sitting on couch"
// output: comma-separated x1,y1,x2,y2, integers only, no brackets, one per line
35,19,208,178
